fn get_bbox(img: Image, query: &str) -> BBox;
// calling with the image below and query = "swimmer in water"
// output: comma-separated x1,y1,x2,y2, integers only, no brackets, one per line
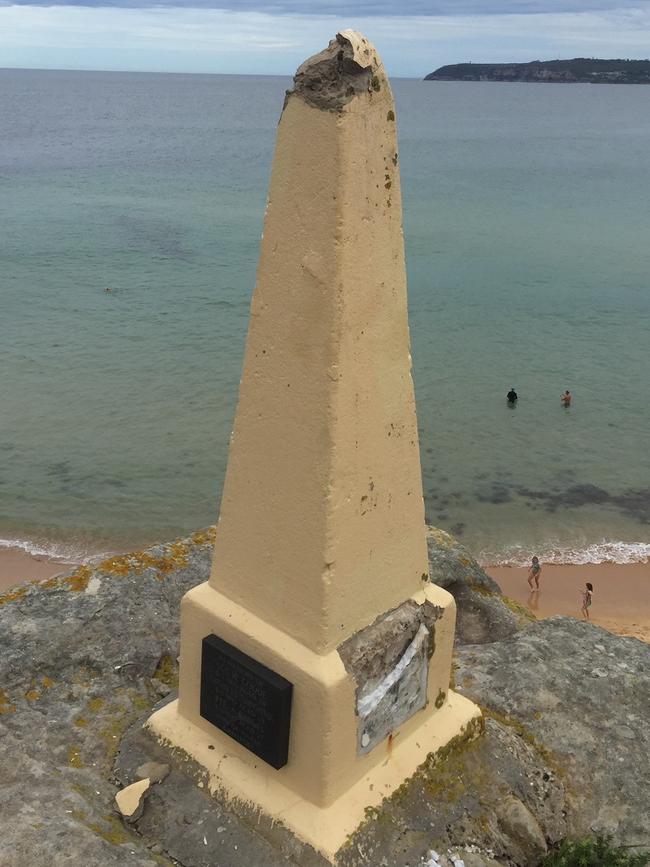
507,387,518,404
561,390,571,407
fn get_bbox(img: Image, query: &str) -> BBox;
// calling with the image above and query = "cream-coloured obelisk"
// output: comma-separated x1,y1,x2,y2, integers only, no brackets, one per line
148,31,480,861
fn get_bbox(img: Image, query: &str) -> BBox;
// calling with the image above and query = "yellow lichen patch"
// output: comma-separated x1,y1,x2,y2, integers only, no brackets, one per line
97,712,131,765
65,565,93,592
97,554,134,576
97,539,193,581
87,815,131,846
130,693,152,712
501,595,536,624
191,526,216,546
469,582,495,597
73,662,101,684
0,584,30,607
68,746,85,769
480,706,561,772
42,676,55,689
153,654,179,689
425,526,456,550
74,717,88,727
0,688,16,715
91,691,155,769
25,689,40,702
354,716,485,831
39,575,62,590
87,697,105,712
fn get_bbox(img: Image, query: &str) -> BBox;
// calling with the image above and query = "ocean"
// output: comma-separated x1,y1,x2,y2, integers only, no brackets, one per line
1,68,649,565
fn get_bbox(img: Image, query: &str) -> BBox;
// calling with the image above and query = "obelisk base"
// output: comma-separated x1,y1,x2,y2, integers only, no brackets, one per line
146,580,481,861
148,692,479,862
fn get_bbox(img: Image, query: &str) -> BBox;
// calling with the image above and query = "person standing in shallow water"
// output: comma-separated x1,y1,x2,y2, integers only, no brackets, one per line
561,389,572,407
580,582,594,620
507,387,518,405
528,556,542,590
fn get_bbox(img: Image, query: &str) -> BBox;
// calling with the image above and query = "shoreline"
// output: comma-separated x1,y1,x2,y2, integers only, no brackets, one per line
2,542,648,644
0,545,82,592
487,561,650,643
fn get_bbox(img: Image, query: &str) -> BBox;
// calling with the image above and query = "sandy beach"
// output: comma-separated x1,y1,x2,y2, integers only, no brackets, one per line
488,561,650,643
0,546,80,593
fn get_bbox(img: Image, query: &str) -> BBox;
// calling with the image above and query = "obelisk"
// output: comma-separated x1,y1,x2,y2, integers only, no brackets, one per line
148,30,480,861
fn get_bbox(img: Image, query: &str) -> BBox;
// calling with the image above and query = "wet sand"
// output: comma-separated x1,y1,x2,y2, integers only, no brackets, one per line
0,547,79,593
488,562,650,643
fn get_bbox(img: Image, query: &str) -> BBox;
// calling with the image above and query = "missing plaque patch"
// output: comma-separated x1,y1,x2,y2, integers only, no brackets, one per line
200,634,292,769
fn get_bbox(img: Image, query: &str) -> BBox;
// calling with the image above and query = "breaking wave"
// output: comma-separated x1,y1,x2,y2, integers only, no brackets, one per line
0,536,110,566
479,539,650,567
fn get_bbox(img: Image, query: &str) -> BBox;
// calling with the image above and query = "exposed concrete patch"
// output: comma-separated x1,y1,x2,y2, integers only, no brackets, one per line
338,599,443,754
339,599,442,687
289,31,377,112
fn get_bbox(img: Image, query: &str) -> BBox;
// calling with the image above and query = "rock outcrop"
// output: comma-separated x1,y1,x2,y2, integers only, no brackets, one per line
427,527,534,644
0,528,647,866
456,617,650,848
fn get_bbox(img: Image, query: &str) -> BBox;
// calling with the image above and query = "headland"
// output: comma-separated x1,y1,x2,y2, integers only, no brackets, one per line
425,58,650,83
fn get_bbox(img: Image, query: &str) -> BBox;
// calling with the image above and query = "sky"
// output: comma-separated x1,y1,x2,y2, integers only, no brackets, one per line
1,0,649,77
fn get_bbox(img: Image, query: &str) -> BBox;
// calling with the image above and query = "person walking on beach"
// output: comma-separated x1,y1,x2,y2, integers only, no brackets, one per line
528,556,542,590
507,387,518,405
580,582,594,620
561,390,572,407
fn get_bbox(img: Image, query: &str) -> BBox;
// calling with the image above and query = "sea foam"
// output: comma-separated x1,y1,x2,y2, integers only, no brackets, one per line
479,539,650,567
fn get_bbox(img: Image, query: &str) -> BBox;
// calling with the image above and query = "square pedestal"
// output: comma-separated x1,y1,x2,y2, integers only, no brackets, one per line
147,581,481,860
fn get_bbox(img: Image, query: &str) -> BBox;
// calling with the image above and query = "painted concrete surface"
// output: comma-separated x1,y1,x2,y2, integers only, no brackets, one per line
208,30,429,654
148,30,481,861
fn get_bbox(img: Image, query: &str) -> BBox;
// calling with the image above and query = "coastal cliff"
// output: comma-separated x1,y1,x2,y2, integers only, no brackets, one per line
425,58,650,84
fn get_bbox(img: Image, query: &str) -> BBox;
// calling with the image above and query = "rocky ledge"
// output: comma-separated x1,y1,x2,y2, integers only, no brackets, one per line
0,528,647,866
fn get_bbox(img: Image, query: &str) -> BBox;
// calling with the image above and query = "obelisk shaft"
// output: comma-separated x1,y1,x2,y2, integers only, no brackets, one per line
209,33,428,653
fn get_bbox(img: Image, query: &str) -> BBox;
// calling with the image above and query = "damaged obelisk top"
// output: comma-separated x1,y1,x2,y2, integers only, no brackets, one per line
147,30,480,863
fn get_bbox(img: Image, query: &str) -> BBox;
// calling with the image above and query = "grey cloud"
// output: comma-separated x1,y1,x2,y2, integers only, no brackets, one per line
7,0,648,12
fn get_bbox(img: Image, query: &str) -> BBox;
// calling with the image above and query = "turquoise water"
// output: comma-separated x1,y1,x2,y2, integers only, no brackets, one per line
1,69,649,564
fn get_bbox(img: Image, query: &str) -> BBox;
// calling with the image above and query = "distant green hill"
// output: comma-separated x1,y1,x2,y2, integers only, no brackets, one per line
424,58,650,84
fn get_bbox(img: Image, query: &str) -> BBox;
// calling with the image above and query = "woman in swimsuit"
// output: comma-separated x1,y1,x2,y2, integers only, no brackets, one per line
528,556,542,590
580,582,593,620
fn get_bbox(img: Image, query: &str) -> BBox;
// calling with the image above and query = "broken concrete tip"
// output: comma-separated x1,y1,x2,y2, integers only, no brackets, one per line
288,30,384,112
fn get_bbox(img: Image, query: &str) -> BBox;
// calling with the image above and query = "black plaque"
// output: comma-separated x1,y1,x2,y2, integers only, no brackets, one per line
200,634,293,769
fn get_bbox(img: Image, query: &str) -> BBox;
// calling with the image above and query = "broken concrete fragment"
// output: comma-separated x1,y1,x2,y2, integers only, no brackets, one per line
135,760,169,784
115,778,150,823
